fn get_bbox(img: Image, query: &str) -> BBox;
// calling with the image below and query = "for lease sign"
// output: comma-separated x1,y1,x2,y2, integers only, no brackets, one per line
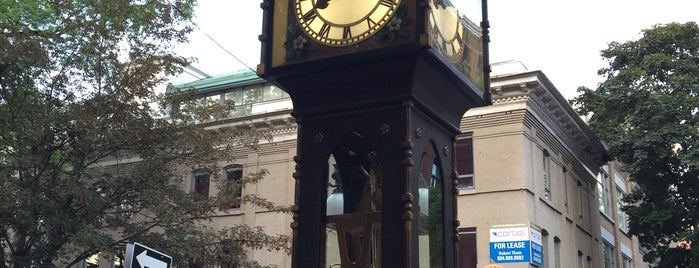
489,223,543,266
489,225,530,263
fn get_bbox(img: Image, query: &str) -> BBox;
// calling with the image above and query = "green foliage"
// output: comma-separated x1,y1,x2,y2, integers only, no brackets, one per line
573,22,699,267
427,185,443,267
0,1,288,267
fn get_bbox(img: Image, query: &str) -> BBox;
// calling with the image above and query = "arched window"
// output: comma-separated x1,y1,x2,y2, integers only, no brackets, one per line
325,132,381,268
554,236,561,268
418,142,444,267
543,149,552,200
192,169,210,197
223,165,244,209
541,229,549,268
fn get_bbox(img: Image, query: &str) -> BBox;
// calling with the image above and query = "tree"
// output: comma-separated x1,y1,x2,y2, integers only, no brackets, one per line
0,1,289,267
573,22,699,267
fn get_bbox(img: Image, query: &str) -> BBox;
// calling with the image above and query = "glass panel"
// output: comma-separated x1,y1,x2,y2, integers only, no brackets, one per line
455,137,473,175
223,165,243,209
225,90,243,105
225,90,250,116
325,132,381,268
418,145,444,268
243,86,263,104
427,0,485,90
262,84,284,101
193,171,210,197
458,229,477,268
206,94,221,106
542,233,548,268
185,97,206,112
543,150,552,200
455,135,474,189
457,175,473,188
554,239,561,268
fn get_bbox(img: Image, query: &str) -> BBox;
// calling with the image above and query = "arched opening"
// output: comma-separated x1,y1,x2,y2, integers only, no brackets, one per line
418,141,444,267
325,132,382,268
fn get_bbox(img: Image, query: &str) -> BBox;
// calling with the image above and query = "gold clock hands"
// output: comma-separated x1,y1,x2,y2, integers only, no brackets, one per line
299,0,330,9
314,0,330,9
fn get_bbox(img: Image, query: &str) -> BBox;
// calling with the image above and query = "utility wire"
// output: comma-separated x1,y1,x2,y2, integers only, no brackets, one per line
170,1,257,73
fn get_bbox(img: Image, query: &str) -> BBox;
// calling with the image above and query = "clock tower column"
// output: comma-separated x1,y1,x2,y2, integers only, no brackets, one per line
258,0,490,267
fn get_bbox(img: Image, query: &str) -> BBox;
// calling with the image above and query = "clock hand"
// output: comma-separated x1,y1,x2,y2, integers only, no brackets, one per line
314,0,330,9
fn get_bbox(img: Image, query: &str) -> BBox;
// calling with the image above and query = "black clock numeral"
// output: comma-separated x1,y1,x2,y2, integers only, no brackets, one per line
318,23,331,38
343,26,352,39
367,18,377,29
303,9,317,22
380,0,394,7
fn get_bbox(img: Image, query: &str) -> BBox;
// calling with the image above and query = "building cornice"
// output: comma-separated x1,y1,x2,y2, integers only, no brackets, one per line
485,71,610,167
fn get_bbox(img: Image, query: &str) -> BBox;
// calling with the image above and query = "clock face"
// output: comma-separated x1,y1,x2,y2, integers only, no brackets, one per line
294,0,401,46
429,4,465,60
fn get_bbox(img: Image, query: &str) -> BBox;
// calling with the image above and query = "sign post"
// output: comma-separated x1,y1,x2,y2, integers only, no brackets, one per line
124,242,172,268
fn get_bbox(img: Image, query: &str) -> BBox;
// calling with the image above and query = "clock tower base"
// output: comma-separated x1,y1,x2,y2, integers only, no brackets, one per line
264,49,487,267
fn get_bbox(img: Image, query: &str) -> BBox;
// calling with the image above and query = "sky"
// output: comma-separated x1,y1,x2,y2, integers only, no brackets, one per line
173,0,699,100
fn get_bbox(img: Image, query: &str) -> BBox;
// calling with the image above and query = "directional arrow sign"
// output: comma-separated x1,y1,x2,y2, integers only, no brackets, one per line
137,250,168,268
125,242,172,268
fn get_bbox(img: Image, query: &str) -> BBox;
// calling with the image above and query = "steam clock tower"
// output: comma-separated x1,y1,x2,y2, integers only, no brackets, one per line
258,0,490,267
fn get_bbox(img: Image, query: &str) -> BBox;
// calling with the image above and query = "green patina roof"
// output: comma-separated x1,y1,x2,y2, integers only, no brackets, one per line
169,69,264,95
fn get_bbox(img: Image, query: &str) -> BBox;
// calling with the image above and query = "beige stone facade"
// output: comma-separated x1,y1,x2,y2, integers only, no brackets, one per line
457,69,649,268
82,69,649,268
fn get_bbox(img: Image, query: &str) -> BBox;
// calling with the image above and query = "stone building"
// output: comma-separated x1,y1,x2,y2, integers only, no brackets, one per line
454,67,649,268
82,67,649,268
172,70,297,268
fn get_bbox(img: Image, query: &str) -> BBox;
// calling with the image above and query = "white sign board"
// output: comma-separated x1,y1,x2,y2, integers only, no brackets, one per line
489,223,543,266
530,226,543,266
125,242,172,268
489,225,530,263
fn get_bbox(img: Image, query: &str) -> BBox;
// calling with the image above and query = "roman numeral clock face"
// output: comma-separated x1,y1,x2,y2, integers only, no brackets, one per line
295,0,401,46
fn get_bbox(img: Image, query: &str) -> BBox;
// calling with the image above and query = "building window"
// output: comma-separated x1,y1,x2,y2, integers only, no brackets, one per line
543,150,552,201
554,237,561,268
603,242,616,268
616,187,629,232
577,180,585,219
223,84,289,116
622,254,633,268
223,165,244,209
597,165,612,216
458,228,477,268
455,134,474,189
541,229,549,268
563,167,570,213
192,170,210,197
576,180,592,229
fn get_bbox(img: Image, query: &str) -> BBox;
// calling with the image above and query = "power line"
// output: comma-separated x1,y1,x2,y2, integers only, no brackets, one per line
170,1,257,73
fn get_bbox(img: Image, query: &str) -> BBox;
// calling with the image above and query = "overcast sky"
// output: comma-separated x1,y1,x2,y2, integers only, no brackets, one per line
174,0,698,100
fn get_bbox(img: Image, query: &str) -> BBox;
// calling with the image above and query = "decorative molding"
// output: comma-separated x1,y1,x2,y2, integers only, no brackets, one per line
489,71,608,167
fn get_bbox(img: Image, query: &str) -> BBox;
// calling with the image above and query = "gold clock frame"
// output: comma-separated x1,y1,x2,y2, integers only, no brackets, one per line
294,0,402,47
